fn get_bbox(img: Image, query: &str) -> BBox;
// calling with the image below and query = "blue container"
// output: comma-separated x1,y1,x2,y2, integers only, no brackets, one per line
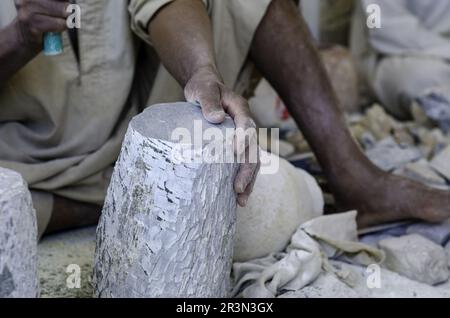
43,32,63,56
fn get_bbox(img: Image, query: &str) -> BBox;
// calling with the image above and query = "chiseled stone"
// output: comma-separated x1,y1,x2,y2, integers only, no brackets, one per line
0,168,39,298
379,234,449,286
94,103,239,298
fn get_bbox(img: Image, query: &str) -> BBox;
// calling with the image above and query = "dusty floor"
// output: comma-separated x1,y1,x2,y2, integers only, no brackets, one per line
38,225,450,298
38,227,96,298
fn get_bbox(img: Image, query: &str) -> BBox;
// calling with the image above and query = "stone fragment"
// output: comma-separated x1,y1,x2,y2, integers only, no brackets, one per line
379,234,449,285
416,88,450,133
392,127,415,146
362,105,399,140
430,145,450,181
366,137,422,171
94,103,240,298
445,242,450,268
335,261,450,298
397,160,447,187
0,168,39,298
406,222,450,246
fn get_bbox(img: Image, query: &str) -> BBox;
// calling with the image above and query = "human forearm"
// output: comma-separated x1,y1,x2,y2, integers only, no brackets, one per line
147,0,259,206
148,0,218,87
251,0,376,182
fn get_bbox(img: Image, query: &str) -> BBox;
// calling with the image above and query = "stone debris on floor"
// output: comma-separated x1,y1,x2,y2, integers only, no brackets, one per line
31,82,450,298
38,227,96,298
37,218,450,298
378,234,449,286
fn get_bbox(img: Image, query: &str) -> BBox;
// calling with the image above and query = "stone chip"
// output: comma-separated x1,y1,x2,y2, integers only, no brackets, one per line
379,234,449,286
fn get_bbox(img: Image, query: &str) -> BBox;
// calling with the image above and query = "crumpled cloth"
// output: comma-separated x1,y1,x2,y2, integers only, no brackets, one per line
232,211,385,298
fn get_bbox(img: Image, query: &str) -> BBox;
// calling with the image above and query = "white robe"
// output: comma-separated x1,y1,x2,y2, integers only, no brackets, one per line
351,0,450,118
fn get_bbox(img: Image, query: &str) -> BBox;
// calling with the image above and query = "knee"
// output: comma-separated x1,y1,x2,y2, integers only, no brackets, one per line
373,57,449,118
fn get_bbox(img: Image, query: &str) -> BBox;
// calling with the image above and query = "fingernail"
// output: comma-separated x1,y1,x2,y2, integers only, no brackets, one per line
236,183,245,193
207,111,226,123
238,196,248,207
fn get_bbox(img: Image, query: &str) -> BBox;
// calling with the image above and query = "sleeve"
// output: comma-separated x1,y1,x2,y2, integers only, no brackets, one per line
362,0,450,60
129,0,208,45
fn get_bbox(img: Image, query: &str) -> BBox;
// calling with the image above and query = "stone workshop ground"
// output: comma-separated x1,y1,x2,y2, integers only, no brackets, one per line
38,96,450,298
38,225,450,298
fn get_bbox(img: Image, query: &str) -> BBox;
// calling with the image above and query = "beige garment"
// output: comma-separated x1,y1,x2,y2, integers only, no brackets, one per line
351,0,450,118
0,0,271,223
232,211,385,298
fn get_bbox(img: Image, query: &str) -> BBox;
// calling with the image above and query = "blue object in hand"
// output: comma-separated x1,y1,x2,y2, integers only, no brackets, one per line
43,32,63,56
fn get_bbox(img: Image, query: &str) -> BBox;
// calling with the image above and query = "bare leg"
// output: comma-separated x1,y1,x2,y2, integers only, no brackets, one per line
44,195,102,235
250,0,450,228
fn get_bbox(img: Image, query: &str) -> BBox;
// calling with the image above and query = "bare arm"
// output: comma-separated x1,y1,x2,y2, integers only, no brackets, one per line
0,0,68,87
148,0,259,206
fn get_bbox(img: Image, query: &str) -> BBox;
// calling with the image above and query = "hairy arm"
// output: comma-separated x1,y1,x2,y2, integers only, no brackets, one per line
148,0,259,206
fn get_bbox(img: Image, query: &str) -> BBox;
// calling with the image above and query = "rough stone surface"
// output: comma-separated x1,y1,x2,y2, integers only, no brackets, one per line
36,228,450,298
379,234,449,285
336,261,450,298
406,222,450,246
279,260,450,298
94,103,240,298
0,168,39,298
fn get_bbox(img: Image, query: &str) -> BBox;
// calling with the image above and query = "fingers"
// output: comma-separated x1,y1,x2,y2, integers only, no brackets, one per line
198,84,227,124
15,0,69,44
16,0,70,19
236,160,260,207
183,68,260,203
32,14,67,33
34,0,70,19
186,82,226,124
222,91,258,156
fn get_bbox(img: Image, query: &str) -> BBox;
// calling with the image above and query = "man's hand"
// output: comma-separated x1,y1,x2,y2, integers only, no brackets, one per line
184,65,260,207
0,0,69,86
149,0,259,206
13,0,69,52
